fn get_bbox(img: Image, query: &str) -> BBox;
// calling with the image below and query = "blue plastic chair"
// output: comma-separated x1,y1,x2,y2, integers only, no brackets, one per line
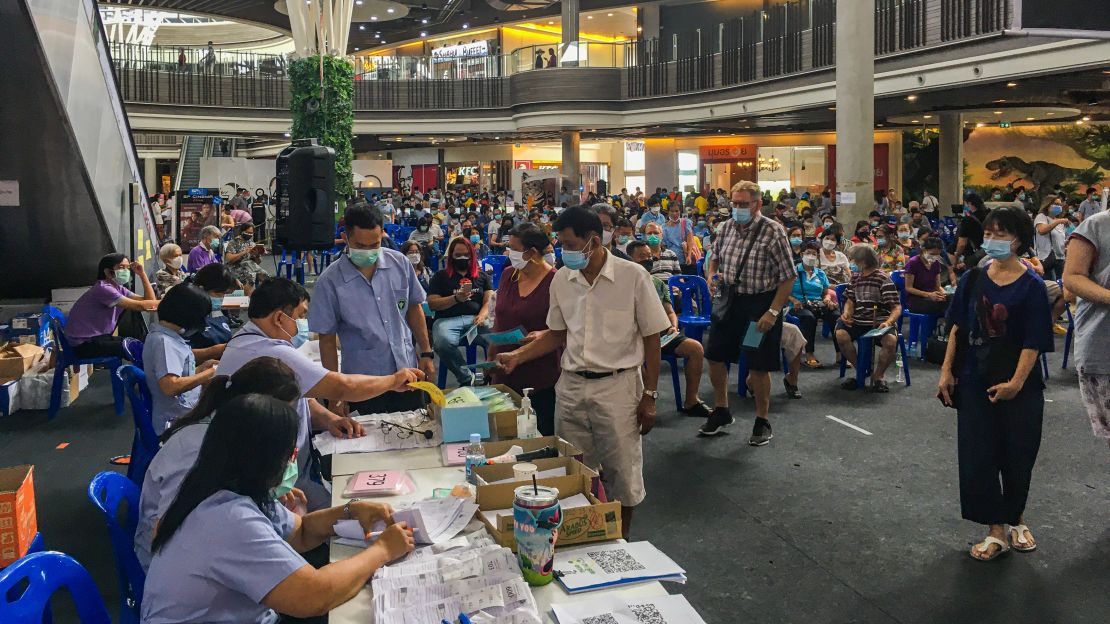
661,352,683,412
117,366,158,486
890,270,941,360
838,329,912,388
43,306,125,420
122,338,144,370
88,472,144,624
482,255,511,290
667,275,712,342
695,258,705,277
0,552,111,624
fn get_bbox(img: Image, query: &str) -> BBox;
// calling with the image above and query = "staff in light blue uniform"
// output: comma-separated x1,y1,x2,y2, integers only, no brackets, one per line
141,394,415,623
144,284,220,433
218,278,423,510
135,357,301,571
310,204,436,415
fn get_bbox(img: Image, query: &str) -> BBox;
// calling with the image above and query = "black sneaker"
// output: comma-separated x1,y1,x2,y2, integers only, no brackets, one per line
698,408,735,436
783,378,802,399
748,418,773,446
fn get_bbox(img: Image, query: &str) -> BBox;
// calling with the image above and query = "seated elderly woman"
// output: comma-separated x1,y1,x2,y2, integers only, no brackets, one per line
835,245,902,393
223,222,267,295
188,225,223,272
154,243,186,298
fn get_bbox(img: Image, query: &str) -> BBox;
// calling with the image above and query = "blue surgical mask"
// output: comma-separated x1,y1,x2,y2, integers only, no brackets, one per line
113,269,132,285
271,460,298,499
850,263,860,273
1050,205,1063,217
732,207,752,224
469,234,481,245
282,313,311,348
562,240,594,271
789,237,803,247
646,234,662,246
982,238,1014,260
348,248,380,268
210,297,223,311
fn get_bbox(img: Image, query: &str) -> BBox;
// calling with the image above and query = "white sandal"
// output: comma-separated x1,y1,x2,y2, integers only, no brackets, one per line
1009,525,1037,552
970,536,1010,561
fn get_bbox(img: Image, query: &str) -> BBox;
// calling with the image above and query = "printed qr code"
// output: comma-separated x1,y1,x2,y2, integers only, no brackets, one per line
629,604,667,624
582,615,620,624
586,549,647,575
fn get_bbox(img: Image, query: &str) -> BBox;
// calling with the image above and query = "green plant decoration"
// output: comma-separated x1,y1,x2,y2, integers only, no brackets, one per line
289,55,354,197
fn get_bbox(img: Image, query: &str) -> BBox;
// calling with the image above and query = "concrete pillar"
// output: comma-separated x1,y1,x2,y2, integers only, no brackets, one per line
939,112,964,213
638,3,660,40
833,0,875,225
561,0,579,67
144,158,158,196
561,130,581,201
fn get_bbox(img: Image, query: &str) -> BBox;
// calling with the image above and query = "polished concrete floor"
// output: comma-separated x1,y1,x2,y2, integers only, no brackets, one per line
2,331,1107,623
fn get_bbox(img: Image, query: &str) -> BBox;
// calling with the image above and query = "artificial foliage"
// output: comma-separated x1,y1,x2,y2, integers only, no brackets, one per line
289,55,354,196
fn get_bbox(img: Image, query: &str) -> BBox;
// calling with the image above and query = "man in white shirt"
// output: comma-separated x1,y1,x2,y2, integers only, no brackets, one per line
920,189,940,218
1078,187,1102,221
497,206,670,538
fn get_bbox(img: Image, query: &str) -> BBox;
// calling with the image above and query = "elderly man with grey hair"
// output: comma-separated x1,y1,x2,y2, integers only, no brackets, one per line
834,244,902,393
187,225,223,272
591,202,632,260
154,243,186,297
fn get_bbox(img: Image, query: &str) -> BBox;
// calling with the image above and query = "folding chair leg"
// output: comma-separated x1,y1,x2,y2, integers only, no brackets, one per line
111,362,125,416
856,339,873,388
670,359,682,412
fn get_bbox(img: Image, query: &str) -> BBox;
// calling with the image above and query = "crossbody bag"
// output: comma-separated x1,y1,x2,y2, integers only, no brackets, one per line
711,219,765,323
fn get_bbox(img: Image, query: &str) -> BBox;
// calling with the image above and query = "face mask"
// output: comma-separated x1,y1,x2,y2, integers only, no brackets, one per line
924,254,940,263
992,193,1002,200
544,252,556,266
822,239,837,251
469,234,481,245
982,238,1014,260
646,234,662,246
1050,205,1063,217
875,238,887,247
650,206,661,214
210,297,223,311
241,232,253,240
789,237,803,247
562,239,594,271
697,221,706,228
732,207,752,224
1018,193,1026,200
602,230,614,246
850,263,860,273
802,255,818,267
493,213,501,220
638,259,654,272
113,269,132,285
508,249,529,270
406,253,422,266
271,459,299,499
898,232,911,240
870,221,880,228
167,256,183,269
823,221,833,228
208,239,220,251
281,313,310,348
452,257,471,272
348,248,380,268
617,235,632,245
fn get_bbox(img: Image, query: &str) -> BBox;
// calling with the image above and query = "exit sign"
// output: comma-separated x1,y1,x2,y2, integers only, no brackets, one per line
999,122,1012,128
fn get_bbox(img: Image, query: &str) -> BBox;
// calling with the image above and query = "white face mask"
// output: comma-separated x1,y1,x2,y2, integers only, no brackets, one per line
508,249,529,270
543,252,556,266
167,256,183,269
924,254,940,263
602,230,614,246
822,239,837,251
406,252,422,266
650,206,660,214
802,255,818,267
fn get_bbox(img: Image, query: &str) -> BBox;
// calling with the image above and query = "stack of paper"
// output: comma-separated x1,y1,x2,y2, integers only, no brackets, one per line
312,409,440,455
333,496,479,548
553,541,687,594
551,594,706,624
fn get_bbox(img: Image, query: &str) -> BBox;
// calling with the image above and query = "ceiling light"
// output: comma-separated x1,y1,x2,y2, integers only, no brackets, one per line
1026,117,1035,121
911,120,920,124
1077,120,1085,125
374,33,380,38
396,137,403,140
876,123,884,127
976,122,985,127
420,31,427,37
587,15,593,19
994,99,1007,103
1006,81,1018,87
359,24,365,30
608,12,614,16
923,114,933,119
494,136,500,139
1083,115,1092,121
906,95,918,102
462,23,469,29
993,111,1003,115
370,15,378,20
548,20,553,24
421,18,428,24
637,26,642,32
284,132,291,137
828,106,836,111
1047,112,1055,116
387,7,394,12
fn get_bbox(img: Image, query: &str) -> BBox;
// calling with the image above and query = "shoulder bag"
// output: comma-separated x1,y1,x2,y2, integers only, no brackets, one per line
711,220,764,323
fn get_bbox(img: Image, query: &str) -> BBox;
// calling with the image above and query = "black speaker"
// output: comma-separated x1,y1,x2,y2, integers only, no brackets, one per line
274,139,336,251
597,179,607,197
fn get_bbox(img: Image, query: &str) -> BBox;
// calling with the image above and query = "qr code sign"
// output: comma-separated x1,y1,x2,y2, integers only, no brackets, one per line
586,549,646,575
630,604,667,623
582,615,620,624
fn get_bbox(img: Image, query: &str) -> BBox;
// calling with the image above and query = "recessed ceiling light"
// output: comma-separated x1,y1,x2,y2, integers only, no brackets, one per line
1006,81,1018,87
355,0,362,4
637,26,642,32
387,7,394,13
284,132,291,137
1083,115,1092,121
607,12,613,16
370,15,377,20
396,137,403,140
359,24,365,30
462,23,469,29
374,33,380,38
354,47,359,50
548,20,553,24
494,136,500,139
993,111,1003,115
587,15,593,19
876,123,884,127
421,18,428,24
1077,120,1085,125
911,120,920,123
976,122,985,127
420,31,427,37
923,114,933,119
906,95,918,102
1026,117,1035,121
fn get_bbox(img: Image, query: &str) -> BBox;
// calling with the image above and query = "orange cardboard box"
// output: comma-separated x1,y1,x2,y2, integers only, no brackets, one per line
0,465,37,568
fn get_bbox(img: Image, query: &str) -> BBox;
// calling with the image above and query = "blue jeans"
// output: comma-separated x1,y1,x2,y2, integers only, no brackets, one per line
432,315,488,385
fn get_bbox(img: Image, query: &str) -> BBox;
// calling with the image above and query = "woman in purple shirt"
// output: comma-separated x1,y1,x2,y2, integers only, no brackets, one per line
902,237,950,316
64,253,157,360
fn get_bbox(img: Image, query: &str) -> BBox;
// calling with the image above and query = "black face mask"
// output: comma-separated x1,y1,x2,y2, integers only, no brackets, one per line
181,326,203,339
638,260,654,272
241,233,253,240
452,257,471,272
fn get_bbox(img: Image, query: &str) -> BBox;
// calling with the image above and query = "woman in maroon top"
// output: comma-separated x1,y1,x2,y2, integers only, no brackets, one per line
490,223,559,435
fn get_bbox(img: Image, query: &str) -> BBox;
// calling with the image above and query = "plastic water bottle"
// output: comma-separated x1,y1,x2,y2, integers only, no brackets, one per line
895,357,904,384
464,433,486,485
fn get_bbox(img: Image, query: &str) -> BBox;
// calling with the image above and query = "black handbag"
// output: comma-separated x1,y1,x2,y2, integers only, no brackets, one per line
711,220,764,323
923,320,950,365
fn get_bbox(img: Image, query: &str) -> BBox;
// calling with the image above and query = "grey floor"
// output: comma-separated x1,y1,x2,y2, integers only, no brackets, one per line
3,331,1108,623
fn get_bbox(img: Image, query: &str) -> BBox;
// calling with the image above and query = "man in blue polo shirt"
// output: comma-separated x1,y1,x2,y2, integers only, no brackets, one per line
310,204,436,415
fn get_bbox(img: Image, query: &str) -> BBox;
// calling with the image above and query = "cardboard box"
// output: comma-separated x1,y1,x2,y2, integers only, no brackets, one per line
0,465,37,568
0,379,19,417
0,344,45,380
432,384,522,443
481,435,584,464
473,456,599,487
486,384,523,439
9,314,45,331
476,474,622,551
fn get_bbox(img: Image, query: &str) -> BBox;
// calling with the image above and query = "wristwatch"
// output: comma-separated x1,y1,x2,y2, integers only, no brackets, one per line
767,308,781,318
420,351,435,360
343,499,359,519
643,389,659,400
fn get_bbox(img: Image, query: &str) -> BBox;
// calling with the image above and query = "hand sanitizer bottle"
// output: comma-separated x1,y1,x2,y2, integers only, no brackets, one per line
516,388,540,439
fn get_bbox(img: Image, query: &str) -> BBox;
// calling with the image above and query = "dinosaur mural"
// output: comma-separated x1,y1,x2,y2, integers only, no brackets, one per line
985,156,1084,204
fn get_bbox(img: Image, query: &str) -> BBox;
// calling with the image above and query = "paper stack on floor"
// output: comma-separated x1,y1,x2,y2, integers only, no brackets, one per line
551,594,706,624
370,529,543,624
333,496,478,548
553,541,686,594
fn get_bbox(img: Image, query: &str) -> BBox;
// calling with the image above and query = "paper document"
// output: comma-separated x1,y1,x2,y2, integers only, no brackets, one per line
334,498,476,549
442,442,470,466
553,541,687,594
483,327,527,345
863,326,894,338
551,593,707,624
742,321,764,349
465,324,480,345
313,410,439,456
659,332,681,349
220,295,249,308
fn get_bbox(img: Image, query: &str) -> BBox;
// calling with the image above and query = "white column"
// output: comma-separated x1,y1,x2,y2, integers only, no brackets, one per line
939,112,964,213
561,0,580,67
834,0,875,225
562,131,581,199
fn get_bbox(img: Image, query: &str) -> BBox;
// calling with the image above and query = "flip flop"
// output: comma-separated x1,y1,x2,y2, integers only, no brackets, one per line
970,536,1010,561
1009,525,1037,553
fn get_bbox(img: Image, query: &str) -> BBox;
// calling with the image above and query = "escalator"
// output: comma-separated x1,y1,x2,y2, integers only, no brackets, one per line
175,136,206,190
0,0,161,299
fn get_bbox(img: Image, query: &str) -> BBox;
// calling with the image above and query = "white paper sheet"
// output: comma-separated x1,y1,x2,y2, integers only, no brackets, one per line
553,541,686,594
313,410,440,455
551,594,707,624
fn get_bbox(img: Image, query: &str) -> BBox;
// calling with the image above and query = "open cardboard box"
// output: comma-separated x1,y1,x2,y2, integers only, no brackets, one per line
431,384,523,442
0,465,37,568
480,435,584,463
475,474,622,552
0,344,45,380
473,456,598,487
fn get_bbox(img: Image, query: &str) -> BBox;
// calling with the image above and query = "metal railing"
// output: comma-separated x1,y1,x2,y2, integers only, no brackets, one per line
109,0,1012,111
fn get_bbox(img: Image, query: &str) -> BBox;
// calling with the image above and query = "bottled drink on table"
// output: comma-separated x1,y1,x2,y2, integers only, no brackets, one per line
464,433,486,485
